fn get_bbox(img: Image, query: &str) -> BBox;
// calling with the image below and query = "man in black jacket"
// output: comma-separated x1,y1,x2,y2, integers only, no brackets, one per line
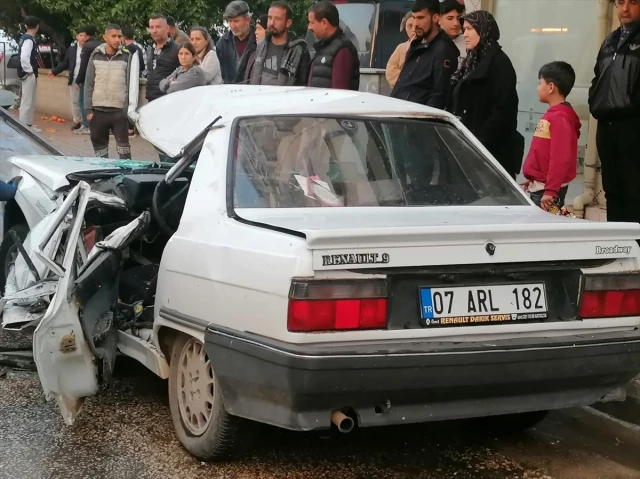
49,25,89,130
122,26,146,77
217,1,256,83
589,0,640,225
307,0,359,90
74,25,100,135
391,0,459,108
146,14,180,102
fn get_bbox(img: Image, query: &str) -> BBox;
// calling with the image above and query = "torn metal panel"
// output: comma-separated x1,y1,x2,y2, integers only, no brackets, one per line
7,212,67,295
33,180,99,426
88,211,151,260
116,330,169,379
88,190,127,209
1,279,59,330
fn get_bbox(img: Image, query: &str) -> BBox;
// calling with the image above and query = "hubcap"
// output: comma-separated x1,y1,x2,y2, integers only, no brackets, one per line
177,338,215,436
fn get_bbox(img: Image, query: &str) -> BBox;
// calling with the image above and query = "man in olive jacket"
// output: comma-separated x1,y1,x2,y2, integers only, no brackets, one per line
247,1,310,86
85,24,139,159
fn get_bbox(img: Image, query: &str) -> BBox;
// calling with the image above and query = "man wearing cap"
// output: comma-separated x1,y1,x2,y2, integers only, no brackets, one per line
217,0,257,83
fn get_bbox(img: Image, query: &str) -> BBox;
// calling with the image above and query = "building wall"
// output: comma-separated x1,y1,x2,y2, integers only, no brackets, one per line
492,0,605,178
35,70,148,119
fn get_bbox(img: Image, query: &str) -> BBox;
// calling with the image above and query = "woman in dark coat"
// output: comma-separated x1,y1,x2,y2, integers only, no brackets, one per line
448,11,522,177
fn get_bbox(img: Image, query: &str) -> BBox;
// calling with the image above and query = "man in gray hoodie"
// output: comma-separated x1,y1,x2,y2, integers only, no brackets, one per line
84,24,140,159
247,1,310,85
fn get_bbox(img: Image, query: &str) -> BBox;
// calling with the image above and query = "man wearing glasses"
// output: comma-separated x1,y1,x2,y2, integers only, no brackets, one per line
589,0,640,226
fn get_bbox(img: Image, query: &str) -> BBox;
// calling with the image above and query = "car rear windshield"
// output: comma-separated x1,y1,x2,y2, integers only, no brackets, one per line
232,116,528,209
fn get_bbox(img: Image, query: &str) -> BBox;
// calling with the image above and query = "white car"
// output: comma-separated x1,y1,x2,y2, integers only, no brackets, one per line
1,87,640,461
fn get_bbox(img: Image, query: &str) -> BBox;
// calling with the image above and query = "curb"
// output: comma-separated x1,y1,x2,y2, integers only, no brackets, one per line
592,376,640,427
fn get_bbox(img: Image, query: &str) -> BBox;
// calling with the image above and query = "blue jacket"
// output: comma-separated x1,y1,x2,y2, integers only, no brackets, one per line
216,28,256,84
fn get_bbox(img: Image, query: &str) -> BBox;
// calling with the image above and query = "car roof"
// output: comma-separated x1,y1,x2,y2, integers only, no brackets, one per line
135,86,453,158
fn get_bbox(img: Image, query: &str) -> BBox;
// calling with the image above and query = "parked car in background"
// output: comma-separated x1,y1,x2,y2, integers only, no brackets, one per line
2,87,640,463
1,31,20,107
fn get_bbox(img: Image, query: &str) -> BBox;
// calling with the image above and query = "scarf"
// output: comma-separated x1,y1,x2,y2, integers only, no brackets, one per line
452,10,500,83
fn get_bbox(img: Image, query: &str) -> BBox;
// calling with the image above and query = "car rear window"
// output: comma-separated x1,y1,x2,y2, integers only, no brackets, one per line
231,116,528,209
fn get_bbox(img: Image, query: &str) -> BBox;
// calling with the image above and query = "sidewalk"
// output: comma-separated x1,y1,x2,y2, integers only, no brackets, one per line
11,110,159,161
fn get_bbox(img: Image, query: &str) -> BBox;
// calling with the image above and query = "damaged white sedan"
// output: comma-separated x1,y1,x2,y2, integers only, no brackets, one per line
2,87,640,461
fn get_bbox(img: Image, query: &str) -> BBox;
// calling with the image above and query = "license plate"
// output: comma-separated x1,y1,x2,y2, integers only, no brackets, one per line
419,284,548,327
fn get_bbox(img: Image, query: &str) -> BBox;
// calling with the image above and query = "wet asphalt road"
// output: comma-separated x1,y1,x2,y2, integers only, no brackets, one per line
1,337,640,479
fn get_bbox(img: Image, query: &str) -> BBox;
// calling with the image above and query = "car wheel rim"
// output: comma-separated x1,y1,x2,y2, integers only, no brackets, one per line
177,337,215,436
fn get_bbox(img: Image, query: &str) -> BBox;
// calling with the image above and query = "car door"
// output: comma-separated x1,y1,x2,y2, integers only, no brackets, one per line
27,181,150,425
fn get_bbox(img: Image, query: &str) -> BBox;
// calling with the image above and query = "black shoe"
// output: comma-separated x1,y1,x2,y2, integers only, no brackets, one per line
71,122,82,130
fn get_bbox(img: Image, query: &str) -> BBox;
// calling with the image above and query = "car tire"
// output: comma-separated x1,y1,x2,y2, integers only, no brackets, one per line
0,223,29,293
168,334,257,461
473,410,550,434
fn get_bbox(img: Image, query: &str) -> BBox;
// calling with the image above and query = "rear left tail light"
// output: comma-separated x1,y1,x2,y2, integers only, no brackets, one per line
287,279,387,332
579,274,640,319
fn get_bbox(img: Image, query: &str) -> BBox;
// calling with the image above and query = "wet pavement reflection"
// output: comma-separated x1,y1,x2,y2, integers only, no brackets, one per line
1,357,639,479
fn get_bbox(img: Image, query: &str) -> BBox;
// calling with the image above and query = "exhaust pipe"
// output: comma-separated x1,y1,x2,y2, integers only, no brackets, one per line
331,410,355,433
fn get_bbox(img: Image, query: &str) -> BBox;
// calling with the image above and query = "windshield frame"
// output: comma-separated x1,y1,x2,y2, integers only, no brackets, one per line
225,114,529,221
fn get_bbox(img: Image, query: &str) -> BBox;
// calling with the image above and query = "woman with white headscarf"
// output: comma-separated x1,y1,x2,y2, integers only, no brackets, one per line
189,26,223,85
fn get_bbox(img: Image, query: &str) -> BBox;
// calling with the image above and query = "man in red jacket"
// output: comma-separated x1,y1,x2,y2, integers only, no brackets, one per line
523,61,581,211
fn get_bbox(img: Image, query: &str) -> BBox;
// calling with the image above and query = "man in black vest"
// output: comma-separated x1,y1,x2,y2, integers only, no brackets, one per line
307,1,359,90
589,0,640,226
17,16,40,130
146,14,180,102
390,0,459,108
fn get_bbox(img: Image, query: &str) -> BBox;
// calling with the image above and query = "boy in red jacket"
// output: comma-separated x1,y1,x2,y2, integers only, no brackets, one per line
523,61,581,211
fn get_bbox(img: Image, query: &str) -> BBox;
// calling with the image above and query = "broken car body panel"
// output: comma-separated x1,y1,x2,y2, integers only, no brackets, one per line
1,87,640,434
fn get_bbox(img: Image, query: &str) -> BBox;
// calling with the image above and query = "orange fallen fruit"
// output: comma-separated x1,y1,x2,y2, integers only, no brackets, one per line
51,115,58,121
57,118,65,123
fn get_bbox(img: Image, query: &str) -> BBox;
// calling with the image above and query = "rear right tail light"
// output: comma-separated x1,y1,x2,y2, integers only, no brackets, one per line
287,279,388,332
579,274,640,319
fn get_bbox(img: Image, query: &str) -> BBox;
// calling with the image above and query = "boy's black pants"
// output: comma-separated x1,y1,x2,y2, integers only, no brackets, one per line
530,186,568,209
89,109,131,159
596,117,640,224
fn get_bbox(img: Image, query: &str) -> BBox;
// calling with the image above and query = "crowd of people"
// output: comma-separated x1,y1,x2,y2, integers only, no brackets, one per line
17,0,361,160
383,0,638,221
11,0,640,227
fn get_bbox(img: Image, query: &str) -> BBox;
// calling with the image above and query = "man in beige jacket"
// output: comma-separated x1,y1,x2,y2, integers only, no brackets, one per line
385,12,415,88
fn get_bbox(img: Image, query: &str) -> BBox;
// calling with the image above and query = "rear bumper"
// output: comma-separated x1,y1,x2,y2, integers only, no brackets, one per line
204,326,640,431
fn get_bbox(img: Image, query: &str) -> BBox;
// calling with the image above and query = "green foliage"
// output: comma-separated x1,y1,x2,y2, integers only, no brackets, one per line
0,0,312,51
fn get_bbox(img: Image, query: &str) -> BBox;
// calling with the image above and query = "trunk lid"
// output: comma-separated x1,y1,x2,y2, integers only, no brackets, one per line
238,206,640,270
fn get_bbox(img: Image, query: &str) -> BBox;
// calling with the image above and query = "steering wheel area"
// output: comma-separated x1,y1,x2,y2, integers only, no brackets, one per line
152,174,191,237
